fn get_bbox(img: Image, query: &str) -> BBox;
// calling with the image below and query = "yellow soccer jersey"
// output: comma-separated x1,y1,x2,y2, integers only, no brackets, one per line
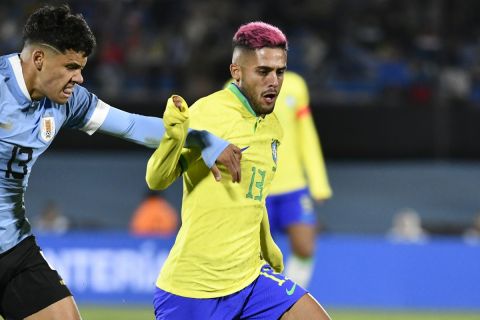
269,71,332,200
156,84,283,298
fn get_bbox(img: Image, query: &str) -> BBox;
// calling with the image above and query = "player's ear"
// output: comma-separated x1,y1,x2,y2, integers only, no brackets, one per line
230,63,240,82
32,49,45,71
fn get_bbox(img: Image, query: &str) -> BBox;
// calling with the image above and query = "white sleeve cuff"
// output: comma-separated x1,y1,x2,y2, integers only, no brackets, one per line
81,100,111,135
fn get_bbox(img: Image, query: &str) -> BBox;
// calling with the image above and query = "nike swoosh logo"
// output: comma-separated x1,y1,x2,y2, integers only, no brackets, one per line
286,283,297,296
241,146,250,152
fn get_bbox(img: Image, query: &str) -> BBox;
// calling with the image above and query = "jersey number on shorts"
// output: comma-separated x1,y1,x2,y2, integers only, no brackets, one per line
6,145,33,179
246,166,266,201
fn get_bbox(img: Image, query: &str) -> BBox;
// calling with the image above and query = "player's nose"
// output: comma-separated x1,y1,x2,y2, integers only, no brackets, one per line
72,70,84,84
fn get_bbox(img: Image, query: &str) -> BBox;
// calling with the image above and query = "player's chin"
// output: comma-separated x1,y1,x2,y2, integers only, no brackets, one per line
264,106,275,114
258,99,276,114
260,102,275,115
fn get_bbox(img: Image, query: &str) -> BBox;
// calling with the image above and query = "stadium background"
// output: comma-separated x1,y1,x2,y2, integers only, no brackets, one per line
2,0,480,318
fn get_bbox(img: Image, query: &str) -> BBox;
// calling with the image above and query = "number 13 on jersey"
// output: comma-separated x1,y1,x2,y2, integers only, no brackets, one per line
246,166,266,201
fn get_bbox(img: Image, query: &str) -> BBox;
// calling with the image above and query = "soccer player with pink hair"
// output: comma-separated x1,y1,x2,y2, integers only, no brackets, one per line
0,5,242,319
147,21,331,320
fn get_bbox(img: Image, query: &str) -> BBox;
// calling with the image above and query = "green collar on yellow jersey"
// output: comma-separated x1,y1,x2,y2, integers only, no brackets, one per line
227,83,257,117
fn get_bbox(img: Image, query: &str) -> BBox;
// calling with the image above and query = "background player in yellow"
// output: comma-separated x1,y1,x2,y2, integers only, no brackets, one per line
146,22,331,320
267,70,332,288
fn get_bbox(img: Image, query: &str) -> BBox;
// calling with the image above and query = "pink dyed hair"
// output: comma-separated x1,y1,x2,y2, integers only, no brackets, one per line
233,21,288,50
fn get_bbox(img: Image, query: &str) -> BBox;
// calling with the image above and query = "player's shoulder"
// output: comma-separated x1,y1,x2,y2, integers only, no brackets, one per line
50,85,98,118
0,56,8,72
283,71,307,89
277,71,309,110
0,54,15,79
67,85,95,105
72,84,90,95
190,88,238,117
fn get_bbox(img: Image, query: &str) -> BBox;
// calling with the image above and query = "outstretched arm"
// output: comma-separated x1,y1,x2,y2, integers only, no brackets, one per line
95,101,242,182
260,207,284,273
146,96,192,190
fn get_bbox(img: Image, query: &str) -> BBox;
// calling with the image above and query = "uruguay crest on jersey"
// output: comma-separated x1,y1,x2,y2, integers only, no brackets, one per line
40,116,55,142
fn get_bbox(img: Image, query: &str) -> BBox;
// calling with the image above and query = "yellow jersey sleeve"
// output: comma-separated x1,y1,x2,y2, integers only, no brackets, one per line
260,206,284,272
270,71,332,200
146,96,191,190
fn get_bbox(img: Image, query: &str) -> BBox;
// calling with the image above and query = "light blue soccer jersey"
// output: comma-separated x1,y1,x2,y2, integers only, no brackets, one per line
0,53,109,252
0,53,229,253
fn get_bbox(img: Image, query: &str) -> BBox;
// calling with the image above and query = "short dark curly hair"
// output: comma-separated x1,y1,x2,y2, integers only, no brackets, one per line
23,4,96,57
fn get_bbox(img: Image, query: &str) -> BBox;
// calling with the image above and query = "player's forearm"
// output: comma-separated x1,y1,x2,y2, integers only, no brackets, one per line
97,107,165,147
299,117,332,200
146,96,190,190
260,208,284,273
146,135,184,190
185,129,230,169
146,141,201,191
97,106,229,167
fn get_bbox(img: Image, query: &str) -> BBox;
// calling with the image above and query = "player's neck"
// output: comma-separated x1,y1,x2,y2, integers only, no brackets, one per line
19,51,41,101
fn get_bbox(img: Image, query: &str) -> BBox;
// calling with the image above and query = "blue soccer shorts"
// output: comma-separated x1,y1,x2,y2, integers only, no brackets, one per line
266,187,316,233
153,264,307,320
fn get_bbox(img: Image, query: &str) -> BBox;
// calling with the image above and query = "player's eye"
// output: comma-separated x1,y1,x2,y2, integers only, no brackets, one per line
66,64,80,70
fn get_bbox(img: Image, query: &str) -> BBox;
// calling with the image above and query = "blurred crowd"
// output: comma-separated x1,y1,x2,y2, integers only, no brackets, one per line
3,0,480,107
